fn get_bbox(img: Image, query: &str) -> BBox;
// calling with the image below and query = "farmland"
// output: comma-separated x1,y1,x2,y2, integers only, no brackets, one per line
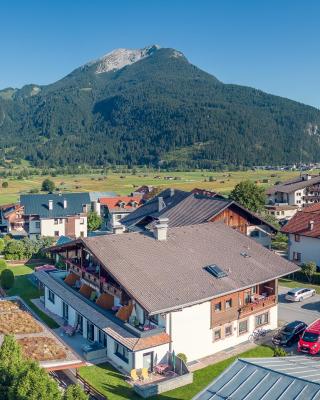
0,169,314,205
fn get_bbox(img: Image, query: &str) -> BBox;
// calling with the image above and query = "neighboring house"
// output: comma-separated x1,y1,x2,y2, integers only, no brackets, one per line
20,193,90,239
100,196,143,231
121,188,277,248
88,191,117,217
266,173,320,208
193,356,320,399
281,203,320,266
264,204,298,222
35,222,297,373
132,185,154,199
0,203,26,237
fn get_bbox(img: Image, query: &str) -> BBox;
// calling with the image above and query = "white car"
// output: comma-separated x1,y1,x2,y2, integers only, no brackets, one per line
285,288,316,302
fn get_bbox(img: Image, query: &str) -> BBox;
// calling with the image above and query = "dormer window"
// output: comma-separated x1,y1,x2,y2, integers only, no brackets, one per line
118,201,126,208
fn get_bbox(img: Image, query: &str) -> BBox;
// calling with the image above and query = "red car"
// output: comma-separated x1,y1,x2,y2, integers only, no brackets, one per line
298,319,320,355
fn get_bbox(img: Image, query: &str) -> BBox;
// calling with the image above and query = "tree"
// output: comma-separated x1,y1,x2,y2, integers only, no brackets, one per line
0,238,5,253
3,240,26,260
2,182,8,188
0,259,7,271
63,385,88,400
230,180,266,212
9,361,61,400
1,269,14,289
41,179,55,192
87,211,102,231
301,261,317,283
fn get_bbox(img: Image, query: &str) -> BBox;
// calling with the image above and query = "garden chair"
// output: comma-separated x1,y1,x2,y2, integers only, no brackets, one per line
130,369,139,382
141,368,149,381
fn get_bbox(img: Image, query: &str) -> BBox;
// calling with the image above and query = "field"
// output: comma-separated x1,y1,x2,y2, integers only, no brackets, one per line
0,169,311,205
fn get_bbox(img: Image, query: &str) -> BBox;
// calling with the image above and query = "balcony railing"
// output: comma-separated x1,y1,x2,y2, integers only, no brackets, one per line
103,281,122,298
83,271,100,288
239,294,276,315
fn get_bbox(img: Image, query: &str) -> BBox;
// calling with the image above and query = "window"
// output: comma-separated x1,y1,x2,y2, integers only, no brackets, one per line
238,320,248,335
225,299,232,309
62,302,69,321
80,231,84,238
214,302,222,312
80,218,85,225
281,211,285,215
293,252,301,262
255,312,269,327
294,234,300,242
99,330,107,347
225,324,233,337
250,230,259,238
48,290,55,304
87,321,95,342
114,342,129,363
54,219,59,225
149,314,159,325
213,328,221,342
77,314,83,334
35,221,40,229
54,231,59,237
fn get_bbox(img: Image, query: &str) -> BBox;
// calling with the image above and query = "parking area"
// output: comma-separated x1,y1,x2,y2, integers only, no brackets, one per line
278,286,320,326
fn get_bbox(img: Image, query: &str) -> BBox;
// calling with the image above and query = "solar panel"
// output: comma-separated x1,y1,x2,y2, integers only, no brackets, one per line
205,264,228,278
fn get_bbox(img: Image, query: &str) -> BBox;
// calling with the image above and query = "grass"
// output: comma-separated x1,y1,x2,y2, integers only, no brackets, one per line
279,278,320,295
79,345,273,400
2,263,59,328
0,169,313,205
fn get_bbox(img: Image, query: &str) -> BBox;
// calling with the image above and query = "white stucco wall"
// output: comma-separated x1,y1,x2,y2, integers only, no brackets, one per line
44,286,63,317
40,218,65,237
288,233,320,266
75,216,87,238
134,343,170,369
169,301,278,362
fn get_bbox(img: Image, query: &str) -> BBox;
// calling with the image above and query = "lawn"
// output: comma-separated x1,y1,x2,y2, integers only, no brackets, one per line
79,345,273,400
3,263,59,328
279,278,320,295
0,169,310,205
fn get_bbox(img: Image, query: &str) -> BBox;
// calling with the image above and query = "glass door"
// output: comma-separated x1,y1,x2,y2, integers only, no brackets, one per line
143,351,154,372
87,321,94,342
62,302,69,321
77,314,83,334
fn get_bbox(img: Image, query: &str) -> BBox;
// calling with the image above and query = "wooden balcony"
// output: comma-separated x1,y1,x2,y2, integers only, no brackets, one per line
102,281,122,298
239,295,277,316
211,308,239,328
69,263,82,277
83,271,100,288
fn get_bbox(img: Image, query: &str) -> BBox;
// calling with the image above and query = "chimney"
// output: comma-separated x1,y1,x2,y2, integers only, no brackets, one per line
158,197,166,212
170,188,175,197
63,199,67,209
309,220,314,230
154,218,169,241
48,200,53,211
112,223,124,235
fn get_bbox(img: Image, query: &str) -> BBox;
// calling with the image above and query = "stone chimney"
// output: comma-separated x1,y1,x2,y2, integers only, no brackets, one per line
63,199,67,209
48,200,53,211
112,223,124,235
309,220,314,230
154,218,169,241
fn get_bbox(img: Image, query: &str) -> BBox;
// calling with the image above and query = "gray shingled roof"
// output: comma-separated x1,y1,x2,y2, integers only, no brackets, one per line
193,356,320,400
76,222,298,314
266,175,320,195
21,193,91,218
35,270,169,351
121,189,276,232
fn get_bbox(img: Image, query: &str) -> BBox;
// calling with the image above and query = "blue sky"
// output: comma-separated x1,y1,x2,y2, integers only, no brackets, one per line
1,0,319,107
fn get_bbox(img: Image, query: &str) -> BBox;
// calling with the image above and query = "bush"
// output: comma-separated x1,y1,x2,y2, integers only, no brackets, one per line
0,269,14,289
3,240,26,260
41,178,55,192
0,259,8,271
273,346,288,357
177,353,187,364
2,181,8,188
0,238,4,253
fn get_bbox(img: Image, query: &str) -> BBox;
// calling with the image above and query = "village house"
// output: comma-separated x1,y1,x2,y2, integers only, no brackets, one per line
35,221,297,375
99,196,144,232
0,203,25,237
121,188,277,248
266,173,320,209
20,193,91,239
264,204,298,222
281,203,320,267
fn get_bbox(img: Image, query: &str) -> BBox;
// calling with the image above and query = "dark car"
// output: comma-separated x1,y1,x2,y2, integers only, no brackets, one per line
272,321,307,347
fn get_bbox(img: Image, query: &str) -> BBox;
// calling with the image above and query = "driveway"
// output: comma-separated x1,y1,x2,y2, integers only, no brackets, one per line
278,286,320,325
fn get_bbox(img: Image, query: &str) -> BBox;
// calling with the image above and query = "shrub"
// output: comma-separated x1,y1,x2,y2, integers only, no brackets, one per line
177,353,187,363
0,259,8,271
273,346,287,357
2,181,8,188
0,238,4,253
1,269,14,289
41,178,55,192
3,240,26,260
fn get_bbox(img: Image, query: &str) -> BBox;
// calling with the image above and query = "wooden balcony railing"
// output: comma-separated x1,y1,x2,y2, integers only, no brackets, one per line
103,282,122,298
239,295,276,316
83,271,100,288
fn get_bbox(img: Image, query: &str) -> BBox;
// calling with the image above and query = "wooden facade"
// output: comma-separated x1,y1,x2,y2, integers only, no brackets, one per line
211,280,277,328
210,205,251,234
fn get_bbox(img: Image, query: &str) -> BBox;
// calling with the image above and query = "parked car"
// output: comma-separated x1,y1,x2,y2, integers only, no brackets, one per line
298,319,320,355
272,320,307,346
285,288,316,302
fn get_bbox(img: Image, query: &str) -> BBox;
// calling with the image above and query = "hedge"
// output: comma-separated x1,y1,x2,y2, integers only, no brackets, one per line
286,271,320,285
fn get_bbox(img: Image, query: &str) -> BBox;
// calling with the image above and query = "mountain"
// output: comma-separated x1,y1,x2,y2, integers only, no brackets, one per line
0,45,320,168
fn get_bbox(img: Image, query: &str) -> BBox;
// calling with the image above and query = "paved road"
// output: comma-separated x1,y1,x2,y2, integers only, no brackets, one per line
278,286,320,325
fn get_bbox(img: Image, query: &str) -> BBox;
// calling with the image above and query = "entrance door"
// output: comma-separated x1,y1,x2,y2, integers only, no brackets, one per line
62,302,69,321
77,314,83,334
143,351,154,372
